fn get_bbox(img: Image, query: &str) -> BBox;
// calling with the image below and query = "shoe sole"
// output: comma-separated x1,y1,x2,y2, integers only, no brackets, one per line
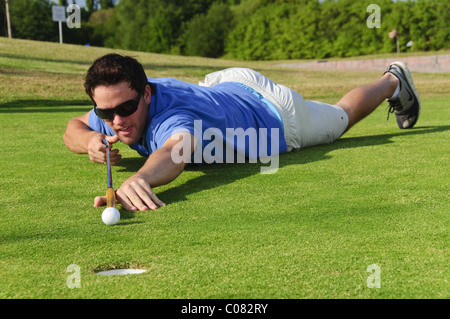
391,61,421,122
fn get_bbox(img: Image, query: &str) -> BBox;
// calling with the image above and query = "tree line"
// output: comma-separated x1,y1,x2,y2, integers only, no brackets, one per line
1,0,449,60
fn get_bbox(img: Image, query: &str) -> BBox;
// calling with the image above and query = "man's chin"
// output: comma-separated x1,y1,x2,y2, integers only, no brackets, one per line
117,134,139,145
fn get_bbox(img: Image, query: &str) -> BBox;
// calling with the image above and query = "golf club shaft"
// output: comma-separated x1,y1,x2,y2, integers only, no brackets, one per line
103,139,116,208
104,139,113,189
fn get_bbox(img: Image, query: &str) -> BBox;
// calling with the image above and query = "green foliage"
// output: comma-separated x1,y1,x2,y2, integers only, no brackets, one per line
0,0,6,37
4,0,449,59
105,0,217,54
85,0,93,12
227,0,450,60
409,0,450,51
182,3,235,58
84,0,115,14
99,0,114,9
86,8,114,46
144,5,176,53
6,0,96,45
9,0,57,42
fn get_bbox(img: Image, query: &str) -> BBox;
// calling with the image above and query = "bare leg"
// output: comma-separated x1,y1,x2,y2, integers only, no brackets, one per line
336,73,398,132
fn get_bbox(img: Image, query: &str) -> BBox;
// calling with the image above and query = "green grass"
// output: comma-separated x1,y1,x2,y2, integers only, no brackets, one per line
0,38,448,299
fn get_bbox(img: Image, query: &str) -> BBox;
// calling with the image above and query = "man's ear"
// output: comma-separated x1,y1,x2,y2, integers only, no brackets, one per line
144,83,152,104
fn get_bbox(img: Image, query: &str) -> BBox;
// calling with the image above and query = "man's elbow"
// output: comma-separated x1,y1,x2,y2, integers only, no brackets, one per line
62,131,72,151
62,128,85,154
63,131,76,153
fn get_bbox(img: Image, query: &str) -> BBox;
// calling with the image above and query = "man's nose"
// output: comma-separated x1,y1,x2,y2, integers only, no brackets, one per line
113,113,127,125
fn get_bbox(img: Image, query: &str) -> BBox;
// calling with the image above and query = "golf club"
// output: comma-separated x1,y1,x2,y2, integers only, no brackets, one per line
103,139,116,208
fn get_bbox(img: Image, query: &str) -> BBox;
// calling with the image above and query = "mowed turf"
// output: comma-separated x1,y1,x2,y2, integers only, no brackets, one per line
0,38,448,299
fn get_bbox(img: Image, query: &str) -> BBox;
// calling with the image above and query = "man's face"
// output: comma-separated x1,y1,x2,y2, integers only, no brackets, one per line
92,82,151,145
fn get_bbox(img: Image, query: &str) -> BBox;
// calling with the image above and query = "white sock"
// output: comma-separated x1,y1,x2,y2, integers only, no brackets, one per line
389,76,400,99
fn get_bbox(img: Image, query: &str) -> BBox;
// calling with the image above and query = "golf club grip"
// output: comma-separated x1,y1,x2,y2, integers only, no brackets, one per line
106,187,116,208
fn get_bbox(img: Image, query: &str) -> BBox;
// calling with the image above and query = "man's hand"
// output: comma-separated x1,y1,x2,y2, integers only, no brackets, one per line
88,134,121,165
93,132,195,211
63,111,121,165
94,173,165,211
116,173,165,211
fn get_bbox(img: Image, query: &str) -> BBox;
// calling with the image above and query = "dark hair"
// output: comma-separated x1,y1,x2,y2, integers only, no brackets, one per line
84,54,148,101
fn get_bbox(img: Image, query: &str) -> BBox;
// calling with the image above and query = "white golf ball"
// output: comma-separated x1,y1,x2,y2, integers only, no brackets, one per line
102,207,120,225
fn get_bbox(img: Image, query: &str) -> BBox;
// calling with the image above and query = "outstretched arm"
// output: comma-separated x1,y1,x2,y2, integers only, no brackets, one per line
94,131,196,211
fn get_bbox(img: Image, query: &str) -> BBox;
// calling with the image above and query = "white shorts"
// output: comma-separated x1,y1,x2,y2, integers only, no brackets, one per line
200,68,349,151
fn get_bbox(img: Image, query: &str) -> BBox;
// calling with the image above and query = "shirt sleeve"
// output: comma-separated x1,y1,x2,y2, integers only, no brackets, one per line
146,112,197,151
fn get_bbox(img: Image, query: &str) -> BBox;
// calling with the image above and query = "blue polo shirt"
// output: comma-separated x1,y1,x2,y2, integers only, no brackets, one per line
88,78,287,163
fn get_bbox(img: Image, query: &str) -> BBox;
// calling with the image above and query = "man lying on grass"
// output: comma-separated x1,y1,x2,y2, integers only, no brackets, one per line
63,54,420,211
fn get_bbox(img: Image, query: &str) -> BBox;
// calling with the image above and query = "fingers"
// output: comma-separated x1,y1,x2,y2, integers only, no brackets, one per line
87,134,121,165
108,149,122,165
94,196,107,207
94,190,165,211
105,135,120,144
116,175,165,212
89,148,121,165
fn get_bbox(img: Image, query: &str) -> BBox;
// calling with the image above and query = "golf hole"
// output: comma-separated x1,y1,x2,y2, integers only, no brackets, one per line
94,263,147,276
96,269,147,276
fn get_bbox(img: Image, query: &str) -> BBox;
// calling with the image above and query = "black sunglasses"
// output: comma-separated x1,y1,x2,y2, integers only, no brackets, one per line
94,95,141,120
